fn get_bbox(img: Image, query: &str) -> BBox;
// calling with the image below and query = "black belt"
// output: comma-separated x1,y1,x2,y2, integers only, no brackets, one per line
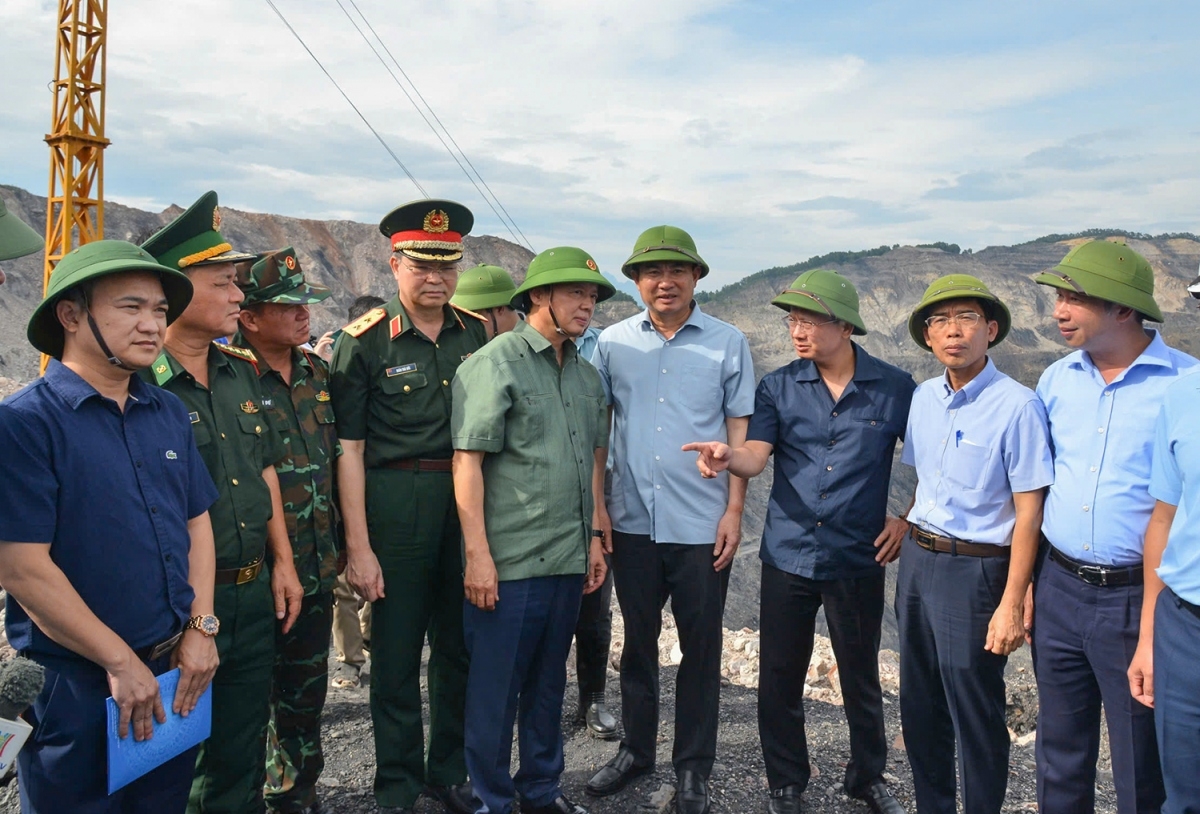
1177,591,1200,622
134,631,182,661
911,526,1010,558
380,457,453,472
214,555,264,586
1048,545,1143,588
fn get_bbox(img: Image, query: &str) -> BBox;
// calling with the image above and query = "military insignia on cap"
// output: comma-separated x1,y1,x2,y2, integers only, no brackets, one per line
586,258,598,271
213,207,222,231
424,210,450,233
240,400,260,414
284,255,297,270
315,390,331,402
155,363,168,375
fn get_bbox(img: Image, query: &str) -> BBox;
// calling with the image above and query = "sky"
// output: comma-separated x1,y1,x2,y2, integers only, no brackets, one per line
3,0,1200,290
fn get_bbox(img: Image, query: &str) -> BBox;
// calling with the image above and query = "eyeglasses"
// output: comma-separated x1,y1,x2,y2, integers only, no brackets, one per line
782,315,837,332
924,312,984,330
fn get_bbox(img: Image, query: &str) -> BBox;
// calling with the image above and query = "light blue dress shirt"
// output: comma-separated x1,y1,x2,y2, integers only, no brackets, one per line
595,305,755,545
903,358,1054,545
1149,371,1200,604
574,325,601,365
1038,331,1198,565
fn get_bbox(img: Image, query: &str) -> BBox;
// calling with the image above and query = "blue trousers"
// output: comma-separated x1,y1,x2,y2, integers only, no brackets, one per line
18,651,199,814
895,533,1010,814
1154,587,1200,814
463,575,584,814
1032,545,1163,814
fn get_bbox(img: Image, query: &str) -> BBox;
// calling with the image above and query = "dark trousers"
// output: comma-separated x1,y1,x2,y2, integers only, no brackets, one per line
367,468,468,808
610,531,728,776
265,590,334,812
463,575,584,814
896,532,1010,814
575,557,613,699
191,567,277,814
1032,545,1164,814
758,562,887,795
1154,588,1200,814
18,650,200,814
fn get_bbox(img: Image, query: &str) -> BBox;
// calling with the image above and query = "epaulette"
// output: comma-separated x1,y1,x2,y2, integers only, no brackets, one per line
216,342,261,374
343,307,387,338
151,353,174,386
450,303,488,322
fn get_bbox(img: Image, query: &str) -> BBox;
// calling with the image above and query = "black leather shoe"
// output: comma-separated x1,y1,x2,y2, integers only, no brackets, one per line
767,784,803,814
853,779,905,814
424,781,478,814
579,693,618,740
676,770,710,814
585,746,654,797
522,794,589,814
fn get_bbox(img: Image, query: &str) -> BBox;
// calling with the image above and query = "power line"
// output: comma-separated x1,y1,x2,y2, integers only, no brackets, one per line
340,0,536,251
262,0,428,198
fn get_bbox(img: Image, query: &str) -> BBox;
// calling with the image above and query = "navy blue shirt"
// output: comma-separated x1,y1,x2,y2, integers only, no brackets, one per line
0,361,217,658
747,345,916,580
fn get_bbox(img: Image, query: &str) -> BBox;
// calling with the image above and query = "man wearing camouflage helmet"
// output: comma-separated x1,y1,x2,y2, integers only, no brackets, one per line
0,196,43,284
0,240,220,813
141,192,304,814
329,199,486,814
233,248,340,814
684,269,915,814
453,246,612,814
587,226,754,814
1032,241,1194,813
452,263,520,340
896,275,1053,814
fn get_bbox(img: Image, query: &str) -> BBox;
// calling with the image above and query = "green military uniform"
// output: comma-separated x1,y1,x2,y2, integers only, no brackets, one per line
328,199,487,810
141,191,283,814
232,247,341,813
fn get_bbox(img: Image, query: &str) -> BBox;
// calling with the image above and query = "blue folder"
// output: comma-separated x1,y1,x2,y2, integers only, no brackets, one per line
105,668,212,794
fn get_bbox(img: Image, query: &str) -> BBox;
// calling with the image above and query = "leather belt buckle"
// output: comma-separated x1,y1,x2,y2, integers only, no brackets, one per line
237,560,261,585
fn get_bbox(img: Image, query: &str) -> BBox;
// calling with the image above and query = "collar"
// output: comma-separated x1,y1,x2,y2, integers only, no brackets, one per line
1069,329,1175,380
512,319,577,361
44,359,150,411
792,343,882,383
387,297,464,341
233,334,313,381
637,302,705,334
940,356,999,403
150,344,235,386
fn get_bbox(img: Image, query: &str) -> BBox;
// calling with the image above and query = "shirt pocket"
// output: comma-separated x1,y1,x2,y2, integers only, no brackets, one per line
851,417,893,459
945,439,991,491
572,394,607,448
237,413,269,466
681,361,723,413
154,445,192,508
314,403,338,458
378,367,429,398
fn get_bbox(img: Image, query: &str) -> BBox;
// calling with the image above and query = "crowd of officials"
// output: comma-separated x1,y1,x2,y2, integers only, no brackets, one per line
0,190,1199,814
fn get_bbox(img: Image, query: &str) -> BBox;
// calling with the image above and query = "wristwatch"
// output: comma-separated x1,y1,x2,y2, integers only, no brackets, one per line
185,614,220,637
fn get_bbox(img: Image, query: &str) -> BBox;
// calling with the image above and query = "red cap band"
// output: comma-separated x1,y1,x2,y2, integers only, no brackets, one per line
391,229,463,245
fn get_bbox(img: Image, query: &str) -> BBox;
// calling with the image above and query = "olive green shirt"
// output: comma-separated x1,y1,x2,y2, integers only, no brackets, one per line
142,344,285,569
451,321,608,582
233,335,340,595
329,296,487,467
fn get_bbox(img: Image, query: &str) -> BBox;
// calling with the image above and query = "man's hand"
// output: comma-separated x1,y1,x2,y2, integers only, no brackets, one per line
984,599,1026,655
1128,639,1154,708
312,331,335,362
681,441,732,479
108,653,166,741
271,562,304,634
873,517,909,564
713,509,742,571
464,549,500,611
171,629,219,716
347,546,385,602
1023,583,1035,645
584,538,608,595
593,506,613,555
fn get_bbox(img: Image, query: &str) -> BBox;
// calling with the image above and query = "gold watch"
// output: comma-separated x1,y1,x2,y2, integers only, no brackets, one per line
185,614,220,637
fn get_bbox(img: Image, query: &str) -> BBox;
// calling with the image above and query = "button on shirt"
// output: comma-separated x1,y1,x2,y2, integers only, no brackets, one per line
1039,331,1198,565
0,362,217,657
594,306,755,545
1149,371,1200,604
903,359,1053,544
452,321,608,581
748,345,916,581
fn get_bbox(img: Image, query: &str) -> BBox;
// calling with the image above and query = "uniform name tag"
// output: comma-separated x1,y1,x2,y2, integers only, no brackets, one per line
188,411,200,424
386,364,418,377
262,398,273,407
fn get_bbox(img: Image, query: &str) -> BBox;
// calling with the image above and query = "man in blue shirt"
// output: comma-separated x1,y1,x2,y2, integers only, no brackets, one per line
0,240,220,813
586,226,755,814
897,275,1053,814
684,270,914,814
1031,240,1191,814
1131,352,1200,813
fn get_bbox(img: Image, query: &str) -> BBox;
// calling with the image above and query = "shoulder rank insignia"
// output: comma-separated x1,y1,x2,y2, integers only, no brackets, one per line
450,302,488,323
343,307,387,338
315,390,331,402
240,401,260,414
151,353,174,385
216,342,260,374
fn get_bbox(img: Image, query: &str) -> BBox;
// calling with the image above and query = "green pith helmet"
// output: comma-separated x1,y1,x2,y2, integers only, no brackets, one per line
512,247,616,309
0,198,42,262
379,199,473,262
621,225,709,279
141,190,257,270
239,247,331,307
27,240,193,358
1033,240,1163,322
908,274,1011,351
451,264,517,311
771,269,867,336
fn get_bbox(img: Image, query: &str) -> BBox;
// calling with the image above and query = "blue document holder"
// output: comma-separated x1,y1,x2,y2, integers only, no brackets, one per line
105,668,211,794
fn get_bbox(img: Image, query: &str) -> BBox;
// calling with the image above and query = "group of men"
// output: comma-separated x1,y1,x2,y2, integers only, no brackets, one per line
1,189,1200,814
